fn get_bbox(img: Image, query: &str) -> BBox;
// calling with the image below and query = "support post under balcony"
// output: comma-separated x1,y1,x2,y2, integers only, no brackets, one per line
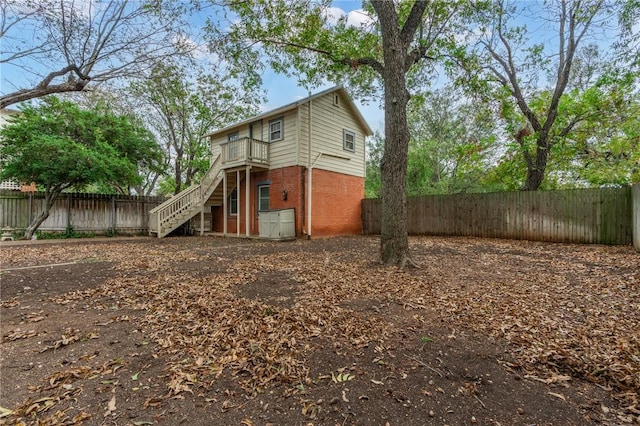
245,166,250,237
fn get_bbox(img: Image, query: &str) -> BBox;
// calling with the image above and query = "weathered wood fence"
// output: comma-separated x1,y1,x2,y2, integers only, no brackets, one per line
0,191,165,235
362,186,637,245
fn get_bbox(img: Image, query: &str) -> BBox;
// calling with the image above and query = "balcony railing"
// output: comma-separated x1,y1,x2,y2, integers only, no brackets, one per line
221,137,269,166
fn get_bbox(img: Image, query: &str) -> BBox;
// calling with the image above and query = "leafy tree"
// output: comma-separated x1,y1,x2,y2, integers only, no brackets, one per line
406,89,497,195
479,65,639,190
553,71,640,186
0,0,191,108
365,132,384,198
69,88,168,196
366,90,499,196
617,0,640,69
210,0,466,266
129,62,262,195
452,0,619,190
0,97,162,239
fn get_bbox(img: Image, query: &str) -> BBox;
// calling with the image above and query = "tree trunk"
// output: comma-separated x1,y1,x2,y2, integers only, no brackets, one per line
24,189,60,240
377,6,411,266
174,151,183,195
522,137,549,191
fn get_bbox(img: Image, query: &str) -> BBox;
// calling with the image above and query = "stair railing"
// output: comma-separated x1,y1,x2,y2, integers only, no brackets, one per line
150,154,222,236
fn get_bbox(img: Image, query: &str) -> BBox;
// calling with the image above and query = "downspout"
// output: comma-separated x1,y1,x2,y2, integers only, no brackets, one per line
296,103,301,170
307,97,312,238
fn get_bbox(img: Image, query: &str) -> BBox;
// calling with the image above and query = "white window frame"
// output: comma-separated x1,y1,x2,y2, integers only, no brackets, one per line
258,185,270,211
228,188,238,215
268,117,283,142
343,129,355,152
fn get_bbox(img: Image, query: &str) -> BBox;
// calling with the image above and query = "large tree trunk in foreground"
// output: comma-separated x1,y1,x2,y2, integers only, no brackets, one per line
376,2,411,266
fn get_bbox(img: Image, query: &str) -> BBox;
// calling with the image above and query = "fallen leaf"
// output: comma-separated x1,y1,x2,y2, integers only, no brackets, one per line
104,395,116,417
548,392,566,401
0,407,14,418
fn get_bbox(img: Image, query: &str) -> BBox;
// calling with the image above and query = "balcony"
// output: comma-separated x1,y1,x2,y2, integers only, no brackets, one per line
220,137,270,169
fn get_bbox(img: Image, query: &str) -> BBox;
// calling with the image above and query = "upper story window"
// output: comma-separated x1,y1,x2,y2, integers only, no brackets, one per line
227,132,239,142
268,117,283,142
343,129,355,152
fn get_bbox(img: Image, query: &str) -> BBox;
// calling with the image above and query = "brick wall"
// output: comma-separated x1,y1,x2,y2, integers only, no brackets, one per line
252,166,305,236
211,166,305,236
311,168,363,236
210,166,363,237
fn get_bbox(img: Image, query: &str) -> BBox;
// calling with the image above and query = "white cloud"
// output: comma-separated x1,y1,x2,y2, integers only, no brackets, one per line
346,9,375,29
323,6,346,25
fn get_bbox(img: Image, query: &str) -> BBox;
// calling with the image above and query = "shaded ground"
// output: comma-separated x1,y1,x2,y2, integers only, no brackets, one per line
0,235,638,425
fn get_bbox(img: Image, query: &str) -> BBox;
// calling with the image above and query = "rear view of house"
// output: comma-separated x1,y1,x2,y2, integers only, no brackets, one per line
149,86,373,239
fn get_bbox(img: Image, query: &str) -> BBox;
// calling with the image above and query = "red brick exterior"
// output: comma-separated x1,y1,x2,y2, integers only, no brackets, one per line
310,169,364,236
211,166,363,237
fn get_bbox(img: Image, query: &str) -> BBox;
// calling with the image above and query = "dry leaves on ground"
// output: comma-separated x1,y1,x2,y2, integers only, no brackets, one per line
1,236,638,424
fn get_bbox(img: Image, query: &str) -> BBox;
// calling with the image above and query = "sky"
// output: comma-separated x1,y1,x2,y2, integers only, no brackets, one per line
0,0,385,134
238,2,384,134
1,0,636,137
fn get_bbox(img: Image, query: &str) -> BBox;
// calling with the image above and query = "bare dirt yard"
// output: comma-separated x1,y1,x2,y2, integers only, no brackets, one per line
0,235,638,426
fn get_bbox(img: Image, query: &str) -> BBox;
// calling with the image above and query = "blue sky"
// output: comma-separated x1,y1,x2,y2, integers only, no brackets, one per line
248,2,385,134
0,0,385,134
2,1,633,137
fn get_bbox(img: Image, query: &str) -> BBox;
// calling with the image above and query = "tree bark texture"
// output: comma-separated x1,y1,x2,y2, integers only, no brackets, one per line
24,189,60,240
373,1,411,265
522,138,549,190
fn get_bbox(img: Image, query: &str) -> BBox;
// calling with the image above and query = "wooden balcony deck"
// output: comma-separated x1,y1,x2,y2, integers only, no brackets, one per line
220,137,270,170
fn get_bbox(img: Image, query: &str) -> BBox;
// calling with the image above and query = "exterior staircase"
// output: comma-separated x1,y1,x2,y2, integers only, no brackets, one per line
149,155,224,238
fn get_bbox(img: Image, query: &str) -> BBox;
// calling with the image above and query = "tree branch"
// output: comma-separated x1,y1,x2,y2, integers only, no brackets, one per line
261,38,385,76
401,0,429,47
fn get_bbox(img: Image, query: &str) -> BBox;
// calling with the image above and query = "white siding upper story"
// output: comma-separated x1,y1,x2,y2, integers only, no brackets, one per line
205,87,373,178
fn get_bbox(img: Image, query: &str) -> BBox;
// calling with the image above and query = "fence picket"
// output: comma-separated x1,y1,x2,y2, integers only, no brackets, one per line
362,187,632,245
0,191,165,235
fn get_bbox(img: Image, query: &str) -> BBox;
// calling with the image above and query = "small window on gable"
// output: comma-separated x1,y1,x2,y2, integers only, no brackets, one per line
333,93,340,106
268,117,283,142
343,129,355,152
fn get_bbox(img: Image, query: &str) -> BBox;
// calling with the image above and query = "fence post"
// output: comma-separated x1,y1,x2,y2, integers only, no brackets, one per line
633,183,640,252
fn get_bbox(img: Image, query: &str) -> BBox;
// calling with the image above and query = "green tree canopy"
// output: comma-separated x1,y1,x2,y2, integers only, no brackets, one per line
129,61,262,195
0,97,162,239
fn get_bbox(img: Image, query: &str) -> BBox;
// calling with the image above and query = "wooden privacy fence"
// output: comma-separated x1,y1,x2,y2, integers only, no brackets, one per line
362,186,636,245
0,191,165,235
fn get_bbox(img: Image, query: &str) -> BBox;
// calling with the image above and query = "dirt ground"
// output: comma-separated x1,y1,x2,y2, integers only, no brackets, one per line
0,235,638,426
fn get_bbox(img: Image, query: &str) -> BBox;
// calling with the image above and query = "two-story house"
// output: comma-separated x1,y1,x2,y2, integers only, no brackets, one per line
149,86,373,239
